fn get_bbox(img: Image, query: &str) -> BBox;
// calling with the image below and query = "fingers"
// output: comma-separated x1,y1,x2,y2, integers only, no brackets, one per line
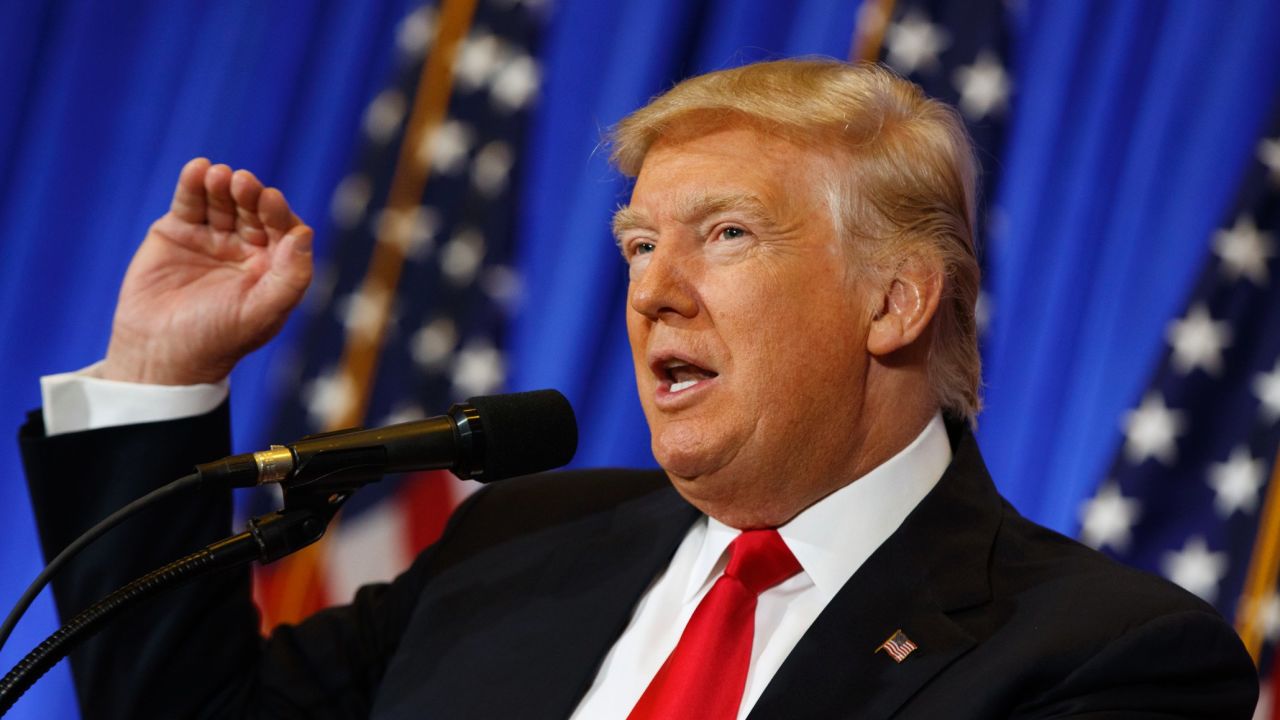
258,187,301,239
230,169,267,246
204,163,237,232
170,157,211,223
171,158,302,251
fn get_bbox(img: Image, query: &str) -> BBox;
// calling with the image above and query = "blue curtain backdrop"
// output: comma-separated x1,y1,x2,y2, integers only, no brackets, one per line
981,0,1280,532
0,1,422,715
0,1,1277,717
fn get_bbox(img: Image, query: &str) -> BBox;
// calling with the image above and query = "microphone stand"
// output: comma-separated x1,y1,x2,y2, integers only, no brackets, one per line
0,473,362,716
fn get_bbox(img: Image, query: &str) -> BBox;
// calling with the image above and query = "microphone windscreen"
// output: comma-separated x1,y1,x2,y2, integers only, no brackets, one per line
468,389,578,481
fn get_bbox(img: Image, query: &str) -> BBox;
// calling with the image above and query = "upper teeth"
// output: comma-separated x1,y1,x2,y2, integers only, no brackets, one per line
670,380,698,392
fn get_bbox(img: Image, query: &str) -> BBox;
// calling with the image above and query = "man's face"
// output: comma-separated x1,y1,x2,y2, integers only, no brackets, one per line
617,123,879,527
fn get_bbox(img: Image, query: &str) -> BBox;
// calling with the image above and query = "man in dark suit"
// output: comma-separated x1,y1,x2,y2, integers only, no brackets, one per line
21,59,1259,718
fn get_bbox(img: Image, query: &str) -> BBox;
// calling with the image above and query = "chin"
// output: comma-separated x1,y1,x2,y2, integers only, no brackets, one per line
649,424,729,480
664,474,798,530
652,447,714,481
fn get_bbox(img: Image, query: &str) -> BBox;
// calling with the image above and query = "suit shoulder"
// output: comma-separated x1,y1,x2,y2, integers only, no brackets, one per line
475,467,672,519
989,502,1226,632
990,509,1258,715
429,468,674,558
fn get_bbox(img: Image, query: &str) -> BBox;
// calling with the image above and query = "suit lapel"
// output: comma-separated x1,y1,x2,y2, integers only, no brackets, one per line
530,483,702,712
749,425,1002,720
373,475,700,720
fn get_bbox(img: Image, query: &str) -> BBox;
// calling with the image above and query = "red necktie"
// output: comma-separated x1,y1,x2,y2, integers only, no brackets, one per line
627,529,802,720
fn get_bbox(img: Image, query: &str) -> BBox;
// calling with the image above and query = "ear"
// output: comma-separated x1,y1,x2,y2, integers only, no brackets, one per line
866,253,944,357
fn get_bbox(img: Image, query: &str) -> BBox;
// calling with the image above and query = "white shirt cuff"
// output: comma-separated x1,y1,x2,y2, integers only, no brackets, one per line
40,361,229,436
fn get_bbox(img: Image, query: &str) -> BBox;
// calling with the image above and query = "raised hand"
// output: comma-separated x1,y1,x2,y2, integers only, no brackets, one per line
100,158,314,385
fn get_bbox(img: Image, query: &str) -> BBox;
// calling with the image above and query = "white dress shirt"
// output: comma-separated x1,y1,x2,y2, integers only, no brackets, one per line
40,363,227,436
571,413,952,719
40,370,951,719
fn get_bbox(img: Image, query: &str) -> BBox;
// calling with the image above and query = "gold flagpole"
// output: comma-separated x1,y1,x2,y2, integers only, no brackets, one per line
1234,442,1280,664
850,0,897,63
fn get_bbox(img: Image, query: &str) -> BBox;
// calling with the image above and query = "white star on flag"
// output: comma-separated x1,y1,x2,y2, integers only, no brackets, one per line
884,10,950,76
411,317,459,373
330,174,372,230
302,367,357,431
395,5,436,60
481,265,524,309
1206,445,1265,517
1263,594,1280,641
1253,359,1280,423
1213,214,1273,286
491,55,541,112
336,287,392,343
454,32,507,91
363,89,408,144
472,140,515,197
1165,303,1232,376
1079,482,1142,552
952,50,1011,121
376,205,441,260
452,340,506,397
418,119,475,175
1160,535,1229,603
441,228,487,286
1123,392,1186,465
1259,136,1280,186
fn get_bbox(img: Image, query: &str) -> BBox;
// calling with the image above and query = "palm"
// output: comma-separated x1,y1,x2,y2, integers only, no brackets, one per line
105,158,313,385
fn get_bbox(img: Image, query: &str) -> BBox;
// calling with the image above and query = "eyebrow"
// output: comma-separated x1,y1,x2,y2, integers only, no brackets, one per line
611,191,772,247
611,205,651,246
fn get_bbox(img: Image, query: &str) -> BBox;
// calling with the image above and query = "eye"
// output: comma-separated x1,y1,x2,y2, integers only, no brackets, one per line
624,240,656,263
719,226,747,240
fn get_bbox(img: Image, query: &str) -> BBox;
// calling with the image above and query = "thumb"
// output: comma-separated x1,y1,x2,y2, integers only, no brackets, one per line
257,225,314,316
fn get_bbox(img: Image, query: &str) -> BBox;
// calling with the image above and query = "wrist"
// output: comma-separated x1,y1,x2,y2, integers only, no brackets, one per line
101,342,231,386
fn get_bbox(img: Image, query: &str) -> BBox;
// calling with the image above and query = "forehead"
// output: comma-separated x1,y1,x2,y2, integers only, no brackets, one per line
624,124,828,221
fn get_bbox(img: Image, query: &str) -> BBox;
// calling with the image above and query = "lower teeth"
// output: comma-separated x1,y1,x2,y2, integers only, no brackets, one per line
669,380,698,392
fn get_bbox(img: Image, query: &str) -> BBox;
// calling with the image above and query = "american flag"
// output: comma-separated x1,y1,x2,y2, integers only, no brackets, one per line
1077,106,1280,714
252,0,546,629
878,628,920,663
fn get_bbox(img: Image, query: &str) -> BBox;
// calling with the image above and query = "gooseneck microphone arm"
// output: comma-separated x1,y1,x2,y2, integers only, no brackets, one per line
0,389,578,716
0,489,347,716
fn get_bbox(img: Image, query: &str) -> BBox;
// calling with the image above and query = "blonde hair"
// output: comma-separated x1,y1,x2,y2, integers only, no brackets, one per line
610,58,982,423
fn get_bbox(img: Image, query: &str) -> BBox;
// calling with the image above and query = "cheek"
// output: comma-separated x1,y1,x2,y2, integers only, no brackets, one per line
724,273,865,393
626,321,648,377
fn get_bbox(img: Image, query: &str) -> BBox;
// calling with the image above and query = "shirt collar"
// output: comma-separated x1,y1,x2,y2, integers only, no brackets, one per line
683,412,952,603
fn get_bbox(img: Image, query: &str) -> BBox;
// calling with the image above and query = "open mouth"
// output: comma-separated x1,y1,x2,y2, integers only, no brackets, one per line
660,359,719,393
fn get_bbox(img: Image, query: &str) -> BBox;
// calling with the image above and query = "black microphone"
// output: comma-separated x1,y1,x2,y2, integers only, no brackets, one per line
195,389,577,491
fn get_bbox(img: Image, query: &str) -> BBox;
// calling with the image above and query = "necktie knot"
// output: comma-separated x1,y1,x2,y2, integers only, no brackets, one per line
724,529,801,595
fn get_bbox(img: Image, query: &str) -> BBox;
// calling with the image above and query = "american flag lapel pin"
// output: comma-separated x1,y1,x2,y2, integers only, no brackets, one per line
876,629,918,663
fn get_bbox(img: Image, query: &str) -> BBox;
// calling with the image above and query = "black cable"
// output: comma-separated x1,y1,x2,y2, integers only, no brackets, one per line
0,472,202,652
0,531,257,715
0,502,335,716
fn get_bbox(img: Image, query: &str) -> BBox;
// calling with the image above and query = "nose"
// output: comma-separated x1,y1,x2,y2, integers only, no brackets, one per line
628,242,699,321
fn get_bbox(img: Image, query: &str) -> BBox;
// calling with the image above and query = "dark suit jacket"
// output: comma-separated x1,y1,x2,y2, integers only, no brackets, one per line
19,403,1258,719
